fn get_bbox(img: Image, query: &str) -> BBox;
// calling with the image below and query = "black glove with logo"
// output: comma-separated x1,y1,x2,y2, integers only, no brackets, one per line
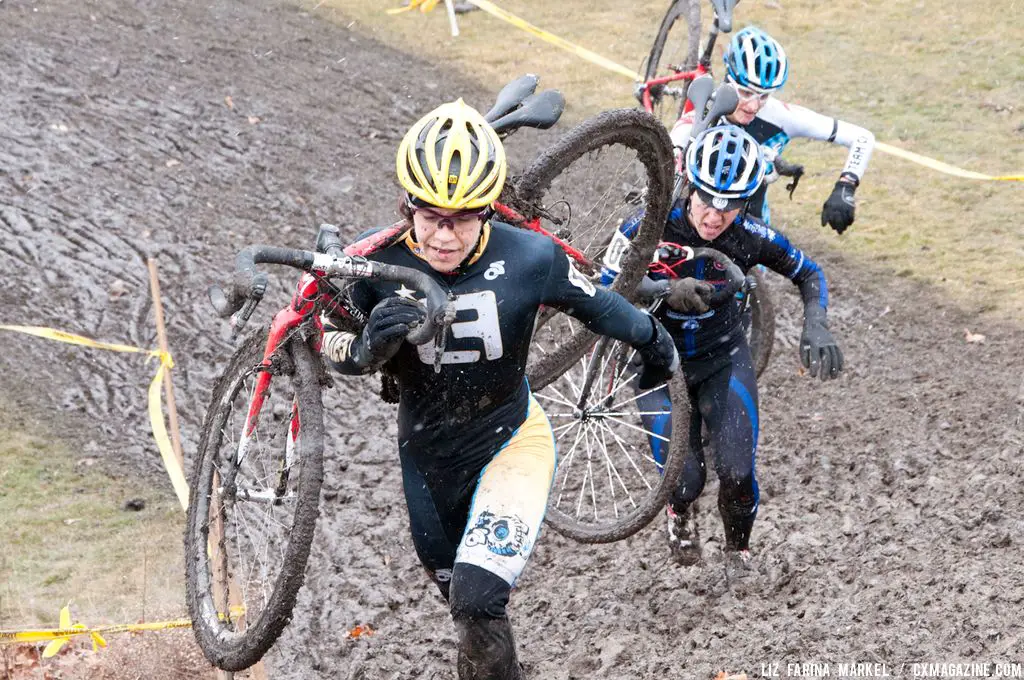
799,308,844,381
635,316,680,389
667,278,713,314
351,296,426,371
821,173,858,234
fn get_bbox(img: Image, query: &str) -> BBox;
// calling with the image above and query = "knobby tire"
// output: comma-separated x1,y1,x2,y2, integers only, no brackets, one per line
516,108,674,392
185,331,325,672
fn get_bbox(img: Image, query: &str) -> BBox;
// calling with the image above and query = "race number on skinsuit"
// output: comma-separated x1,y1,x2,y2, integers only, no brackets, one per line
416,290,505,365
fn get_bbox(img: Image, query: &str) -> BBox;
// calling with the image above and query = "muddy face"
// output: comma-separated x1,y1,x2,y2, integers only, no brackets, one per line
410,206,485,272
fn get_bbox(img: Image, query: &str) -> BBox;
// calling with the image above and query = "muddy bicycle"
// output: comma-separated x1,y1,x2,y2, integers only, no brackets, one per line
184,79,678,672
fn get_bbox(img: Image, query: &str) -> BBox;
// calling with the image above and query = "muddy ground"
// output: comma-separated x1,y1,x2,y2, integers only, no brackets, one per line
1,0,1022,678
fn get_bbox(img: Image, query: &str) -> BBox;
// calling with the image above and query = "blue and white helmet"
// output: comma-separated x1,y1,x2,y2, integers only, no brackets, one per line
723,26,788,93
685,125,766,210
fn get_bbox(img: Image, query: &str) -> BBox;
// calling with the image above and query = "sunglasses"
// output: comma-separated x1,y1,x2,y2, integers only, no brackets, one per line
736,86,772,103
408,200,489,230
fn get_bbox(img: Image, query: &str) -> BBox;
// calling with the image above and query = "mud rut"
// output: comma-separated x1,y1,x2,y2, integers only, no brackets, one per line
1,0,1022,677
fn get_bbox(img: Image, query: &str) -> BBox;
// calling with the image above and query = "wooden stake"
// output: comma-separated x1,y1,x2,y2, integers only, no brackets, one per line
146,259,266,679
146,258,185,473
443,0,459,36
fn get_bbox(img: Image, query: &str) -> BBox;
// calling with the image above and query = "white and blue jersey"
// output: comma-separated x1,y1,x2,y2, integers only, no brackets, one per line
670,98,875,223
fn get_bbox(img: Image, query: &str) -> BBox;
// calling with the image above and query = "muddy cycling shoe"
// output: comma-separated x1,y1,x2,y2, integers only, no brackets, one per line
723,549,755,587
666,505,701,566
455,617,523,680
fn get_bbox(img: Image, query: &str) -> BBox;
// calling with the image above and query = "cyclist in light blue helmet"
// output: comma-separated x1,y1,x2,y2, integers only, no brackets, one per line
724,25,789,93
670,26,875,234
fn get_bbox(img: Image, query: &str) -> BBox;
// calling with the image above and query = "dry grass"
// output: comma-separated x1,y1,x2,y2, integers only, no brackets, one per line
315,0,1023,317
0,430,186,628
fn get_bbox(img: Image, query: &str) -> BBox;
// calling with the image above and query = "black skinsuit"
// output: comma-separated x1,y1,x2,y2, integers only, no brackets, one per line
329,220,659,679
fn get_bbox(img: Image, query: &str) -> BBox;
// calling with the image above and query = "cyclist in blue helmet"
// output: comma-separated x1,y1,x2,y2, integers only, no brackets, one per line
670,26,875,234
603,124,843,578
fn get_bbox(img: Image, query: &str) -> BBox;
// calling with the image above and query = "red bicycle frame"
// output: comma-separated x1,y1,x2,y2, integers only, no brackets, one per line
241,271,347,442
639,63,709,117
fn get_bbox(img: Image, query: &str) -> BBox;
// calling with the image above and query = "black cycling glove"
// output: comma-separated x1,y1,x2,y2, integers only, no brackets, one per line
635,316,679,389
667,278,713,314
821,173,858,234
351,296,426,371
800,308,844,381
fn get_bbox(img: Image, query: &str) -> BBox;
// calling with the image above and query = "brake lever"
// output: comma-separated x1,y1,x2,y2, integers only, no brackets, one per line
231,296,261,340
228,273,267,340
772,157,805,200
431,292,459,373
785,172,804,200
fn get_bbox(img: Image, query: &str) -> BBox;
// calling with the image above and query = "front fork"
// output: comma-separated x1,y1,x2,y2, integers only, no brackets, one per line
225,275,323,501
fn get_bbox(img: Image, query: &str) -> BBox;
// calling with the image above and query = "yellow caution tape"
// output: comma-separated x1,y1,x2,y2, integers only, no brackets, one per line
147,352,190,510
386,0,440,15
466,0,640,80
0,604,245,648
389,0,640,79
0,325,156,354
874,142,1023,181
0,325,188,511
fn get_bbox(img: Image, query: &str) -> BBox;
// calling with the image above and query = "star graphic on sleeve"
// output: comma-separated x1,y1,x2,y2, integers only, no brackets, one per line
395,284,418,300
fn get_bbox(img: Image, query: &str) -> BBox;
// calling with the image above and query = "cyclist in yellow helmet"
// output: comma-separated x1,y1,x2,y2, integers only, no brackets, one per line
323,99,679,679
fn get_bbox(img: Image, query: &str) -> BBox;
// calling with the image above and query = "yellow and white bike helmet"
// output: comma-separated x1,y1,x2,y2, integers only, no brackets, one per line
396,99,507,210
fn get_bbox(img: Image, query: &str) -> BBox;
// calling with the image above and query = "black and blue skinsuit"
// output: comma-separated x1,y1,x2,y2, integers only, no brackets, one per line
610,198,829,550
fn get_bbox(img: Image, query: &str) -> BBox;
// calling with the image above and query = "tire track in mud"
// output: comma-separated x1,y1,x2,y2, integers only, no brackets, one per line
1,0,1022,678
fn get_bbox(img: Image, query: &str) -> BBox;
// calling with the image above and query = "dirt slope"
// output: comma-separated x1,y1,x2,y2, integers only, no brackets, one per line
1,0,1021,678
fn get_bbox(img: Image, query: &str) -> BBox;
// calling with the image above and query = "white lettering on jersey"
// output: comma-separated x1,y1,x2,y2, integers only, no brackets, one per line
416,290,504,365
483,260,506,281
602,231,631,273
566,255,596,297
742,221,778,242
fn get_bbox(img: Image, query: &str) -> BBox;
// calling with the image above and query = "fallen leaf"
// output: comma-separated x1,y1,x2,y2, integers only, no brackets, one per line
225,95,234,110
344,624,375,639
964,328,986,343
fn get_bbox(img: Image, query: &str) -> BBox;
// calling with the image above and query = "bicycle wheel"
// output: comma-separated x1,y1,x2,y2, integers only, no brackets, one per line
185,330,326,672
643,0,702,130
538,341,689,543
513,108,674,392
744,268,776,379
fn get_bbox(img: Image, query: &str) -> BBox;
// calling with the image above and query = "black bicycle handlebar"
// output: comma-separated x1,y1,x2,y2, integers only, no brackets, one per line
209,242,451,346
638,246,746,307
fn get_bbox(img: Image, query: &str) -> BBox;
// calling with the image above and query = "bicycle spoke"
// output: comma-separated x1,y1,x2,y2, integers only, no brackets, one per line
595,417,658,489
601,412,670,443
554,424,586,509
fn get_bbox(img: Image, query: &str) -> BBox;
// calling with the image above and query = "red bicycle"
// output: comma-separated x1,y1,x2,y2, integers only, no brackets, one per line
636,0,739,130
184,77,679,671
